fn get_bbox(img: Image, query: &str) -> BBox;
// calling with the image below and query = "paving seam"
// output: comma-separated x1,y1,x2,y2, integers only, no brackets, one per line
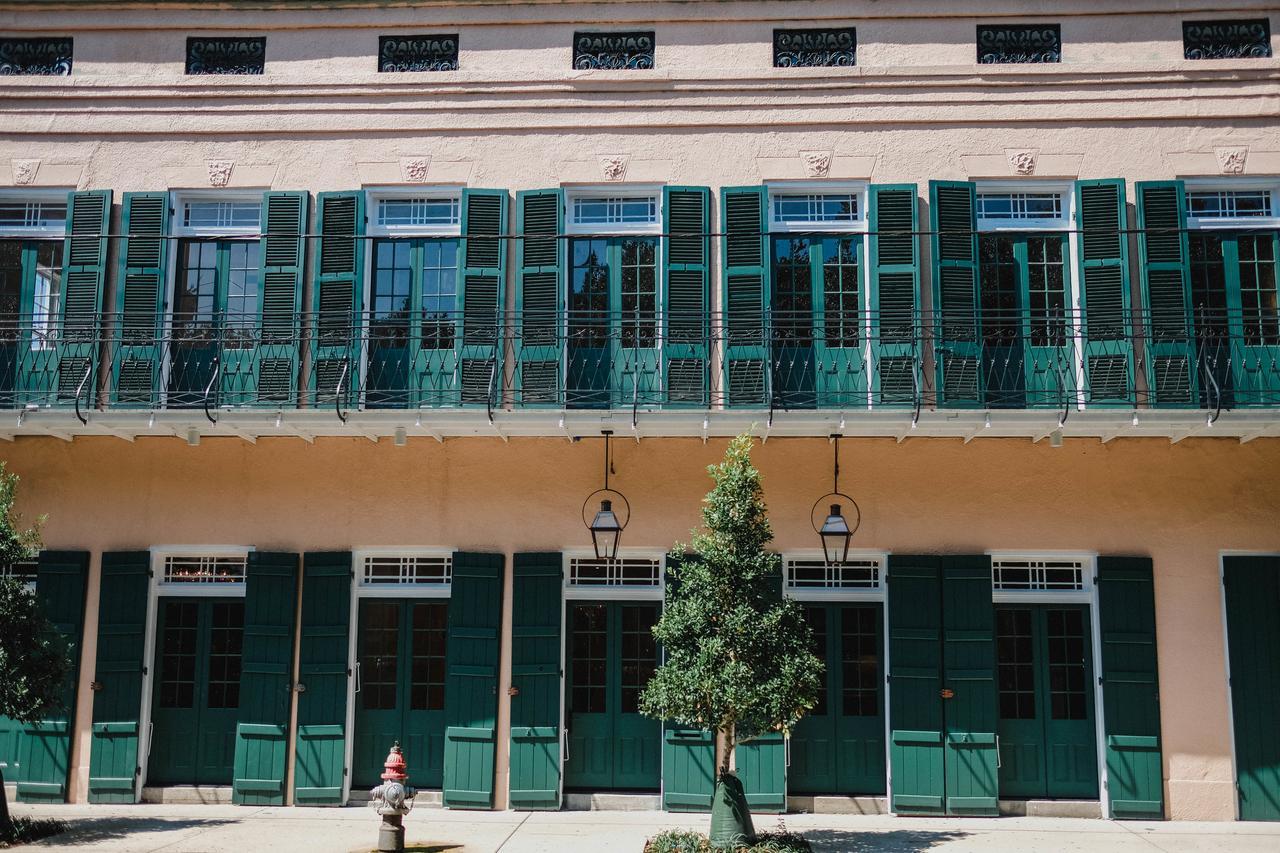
492,812,532,852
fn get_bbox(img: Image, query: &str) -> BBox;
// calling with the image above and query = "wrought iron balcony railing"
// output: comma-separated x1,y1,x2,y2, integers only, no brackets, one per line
0,310,1277,418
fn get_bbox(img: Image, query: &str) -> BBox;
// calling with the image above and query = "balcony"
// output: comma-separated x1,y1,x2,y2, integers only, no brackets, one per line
1,310,1277,442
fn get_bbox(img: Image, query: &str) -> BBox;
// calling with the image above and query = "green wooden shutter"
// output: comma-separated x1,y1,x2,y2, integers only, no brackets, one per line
293,552,351,806
1075,179,1135,406
941,555,997,816
929,181,981,407
887,554,944,814
442,551,504,809
16,550,88,803
232,551,299,806
1136,182,1197,407
509,552,563,810
460,189,509,406
660,554,716,812
312,191,365,406
869,184,921,406
515,190,563,406
1097,556,1163,819
1223,555,1280,822
87,551,150,803
662,186,711,407
112,193,170,406
734,561,786,812
53,191,111,407
254,191,308,406
721,186,769,407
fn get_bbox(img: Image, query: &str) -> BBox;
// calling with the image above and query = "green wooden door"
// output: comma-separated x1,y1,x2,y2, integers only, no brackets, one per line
564,601,661,791
995,605,1098,800
1224,556,1280,821
887,555,945,814
0,562,35,790
148,598,243,785
942,556,999,816
790,603,886,795
293,552,352,806
353,599,449,789
509,553,563,811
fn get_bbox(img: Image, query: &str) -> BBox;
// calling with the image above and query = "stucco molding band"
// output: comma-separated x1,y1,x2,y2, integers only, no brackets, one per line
960,152,1083,179
559,158,671,184
356,159,475,185
1168,149,1280,177
162,163,278,189
757,153,875,182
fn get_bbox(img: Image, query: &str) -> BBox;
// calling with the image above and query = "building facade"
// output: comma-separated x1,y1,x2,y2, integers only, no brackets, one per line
0,0,1278,824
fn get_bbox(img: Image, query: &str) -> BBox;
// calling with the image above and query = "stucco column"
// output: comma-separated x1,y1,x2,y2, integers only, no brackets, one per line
493,547,515,810
68,549,101,804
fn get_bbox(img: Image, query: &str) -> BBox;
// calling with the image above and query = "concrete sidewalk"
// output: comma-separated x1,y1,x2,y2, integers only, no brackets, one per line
9,804,1280,852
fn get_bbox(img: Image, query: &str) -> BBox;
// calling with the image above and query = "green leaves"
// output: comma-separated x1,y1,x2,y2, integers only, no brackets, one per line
640,433,823,752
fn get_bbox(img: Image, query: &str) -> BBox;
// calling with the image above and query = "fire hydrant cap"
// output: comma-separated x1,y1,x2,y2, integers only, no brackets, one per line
381,743,408,782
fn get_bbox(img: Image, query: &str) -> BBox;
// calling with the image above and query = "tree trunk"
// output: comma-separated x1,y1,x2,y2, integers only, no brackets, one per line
0,764,13,838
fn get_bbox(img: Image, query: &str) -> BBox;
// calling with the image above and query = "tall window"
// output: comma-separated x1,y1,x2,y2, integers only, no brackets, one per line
0,196,66,403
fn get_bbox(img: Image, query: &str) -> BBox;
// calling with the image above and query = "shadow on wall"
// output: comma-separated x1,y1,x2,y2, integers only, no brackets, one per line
803,829,970,853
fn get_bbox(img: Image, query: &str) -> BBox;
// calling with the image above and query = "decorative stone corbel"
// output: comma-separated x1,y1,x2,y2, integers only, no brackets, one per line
1006,149,1039,176
207,161,234,187
599,155,629,182
1215,147,1248,175
801,150,832,178
400,157,431,183
11,159,40,185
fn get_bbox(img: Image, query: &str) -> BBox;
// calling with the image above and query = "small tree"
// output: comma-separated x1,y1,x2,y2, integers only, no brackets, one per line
640,434,822,845
0,463,65,838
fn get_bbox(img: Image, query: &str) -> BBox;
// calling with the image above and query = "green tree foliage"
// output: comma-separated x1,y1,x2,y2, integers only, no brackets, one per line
0,462,63,836
640,433,823,774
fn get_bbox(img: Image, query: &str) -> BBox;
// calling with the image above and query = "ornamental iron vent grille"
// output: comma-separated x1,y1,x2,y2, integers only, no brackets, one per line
0,559,37,586
361,554,452,586
186,37,266,75
163,555,248,585
773,27,857,67
977,24,1061,64
0,38,73,75
573,31,655,70
785,557,882,590
991,557,1086,592
1183,19,1272,59
568,556,661,587
379,34,459,72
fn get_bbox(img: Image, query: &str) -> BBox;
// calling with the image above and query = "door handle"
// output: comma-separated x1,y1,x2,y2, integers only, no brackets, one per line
354,662,361,694
785,734,791,768
996,736,1002,769
563,729,570,764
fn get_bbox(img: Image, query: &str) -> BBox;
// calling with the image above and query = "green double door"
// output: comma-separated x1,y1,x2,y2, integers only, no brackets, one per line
148,598,244,785
1224,556,1280,821
564,601,662,791
353,599,449,789
790,603,886,794
995,605,1099,800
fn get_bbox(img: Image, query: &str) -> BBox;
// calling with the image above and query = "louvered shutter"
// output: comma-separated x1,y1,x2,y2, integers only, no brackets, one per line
1136,182,1197,407
508,553,563,810
929,181,981,407
87,551,150,803
662,186,711,407
232,552,299,805
515,190,563,406
459,189,508,406
721,186,769,406
253,191,308,405
112,193,170,406
311,191,365,405
293,552,352,806
52,191,110,407
1075,179,1135,405
869,184,921,406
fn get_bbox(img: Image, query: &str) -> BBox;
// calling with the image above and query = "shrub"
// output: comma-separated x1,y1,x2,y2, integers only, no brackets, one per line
644,829,813,853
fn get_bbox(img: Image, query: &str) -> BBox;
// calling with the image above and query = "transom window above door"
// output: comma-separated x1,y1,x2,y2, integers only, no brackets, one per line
179,200,262,234
767,185,866,232
564,189,661,234
565,554,663,589
991,555,1093,602
359,552,453,587
784,554,884,596
0,198,66,234
154,550,251,595
373,193,462,235
976,188,1069,229
1186,185,1280,227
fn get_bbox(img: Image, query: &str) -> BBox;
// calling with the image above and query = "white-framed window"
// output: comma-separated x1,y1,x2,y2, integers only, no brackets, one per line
0,197,67,236
563,550,665,599
367,187,464,237
783,551,886,600
1184,180,1280,230
990,553,1094,603
767,182,867,233
564,186,662,235
169,191,264,238
353,549,453,597
152,548,251,596
975,182,1073,231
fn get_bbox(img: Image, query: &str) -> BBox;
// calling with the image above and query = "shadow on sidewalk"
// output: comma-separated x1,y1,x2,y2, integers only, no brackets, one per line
26,817,238,847
803,829,969,852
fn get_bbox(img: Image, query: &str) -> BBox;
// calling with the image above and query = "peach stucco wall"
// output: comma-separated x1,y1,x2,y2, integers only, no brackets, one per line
3,433,1279,818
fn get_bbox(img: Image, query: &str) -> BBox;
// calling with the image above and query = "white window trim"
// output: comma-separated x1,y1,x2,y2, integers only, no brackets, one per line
766,181,868,234
352,547,454,598
562,548,666,600
988,550,1095,603
975,180,1074,232
150,545,253,597
563,184,664,236
169,189,265,238
1183,178,1280,231
0,188,71,238
365,186,465,238
782,549,887,601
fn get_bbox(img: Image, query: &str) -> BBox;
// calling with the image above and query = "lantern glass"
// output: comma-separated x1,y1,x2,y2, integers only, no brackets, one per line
590,499,623,560
820,503,852,565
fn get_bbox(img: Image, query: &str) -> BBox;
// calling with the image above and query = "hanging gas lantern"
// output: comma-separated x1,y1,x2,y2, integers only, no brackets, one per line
582,430,630,560
811,434,861,566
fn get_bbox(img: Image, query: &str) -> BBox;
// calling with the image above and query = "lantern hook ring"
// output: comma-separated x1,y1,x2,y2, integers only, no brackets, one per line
581,488,631,532
809,492,861,538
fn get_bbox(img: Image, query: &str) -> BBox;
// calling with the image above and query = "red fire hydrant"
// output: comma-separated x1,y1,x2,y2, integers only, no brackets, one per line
369,742,416,853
